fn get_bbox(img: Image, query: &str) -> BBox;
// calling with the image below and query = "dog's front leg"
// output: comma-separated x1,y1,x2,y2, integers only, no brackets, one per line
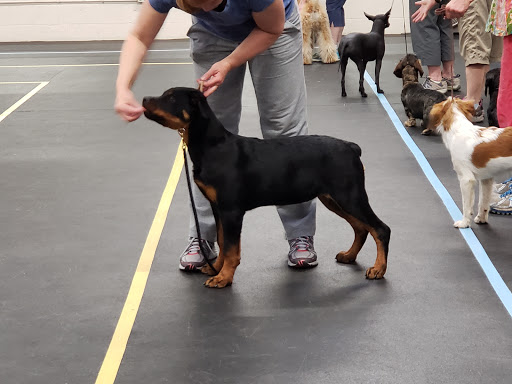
475,178,493,224
204,210,244,288
454,176,476,228
375,58,384,93
202,205,224,276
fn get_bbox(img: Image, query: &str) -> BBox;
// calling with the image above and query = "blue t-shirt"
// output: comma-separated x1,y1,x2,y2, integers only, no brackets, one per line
149,0,295,42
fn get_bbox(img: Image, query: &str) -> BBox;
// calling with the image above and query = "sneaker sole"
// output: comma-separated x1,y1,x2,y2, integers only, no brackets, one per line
490,209,512,215
288,259,319,268
179,257,217,271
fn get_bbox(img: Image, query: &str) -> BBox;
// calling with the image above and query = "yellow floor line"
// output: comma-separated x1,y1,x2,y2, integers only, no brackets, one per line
0,62,192,68
0,81,48,124
95,144,184,384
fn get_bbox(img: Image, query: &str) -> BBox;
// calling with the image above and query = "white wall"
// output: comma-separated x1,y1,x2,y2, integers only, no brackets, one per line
0,0,411,43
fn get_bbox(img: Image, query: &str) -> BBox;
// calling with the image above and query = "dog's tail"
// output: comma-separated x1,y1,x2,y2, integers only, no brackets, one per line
349,142,362,157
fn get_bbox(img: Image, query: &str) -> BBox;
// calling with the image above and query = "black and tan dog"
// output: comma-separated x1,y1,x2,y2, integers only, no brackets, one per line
143,87,391,288
394,54,447,135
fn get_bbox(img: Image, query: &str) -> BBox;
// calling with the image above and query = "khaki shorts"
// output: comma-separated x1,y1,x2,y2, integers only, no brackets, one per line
459,0,503,66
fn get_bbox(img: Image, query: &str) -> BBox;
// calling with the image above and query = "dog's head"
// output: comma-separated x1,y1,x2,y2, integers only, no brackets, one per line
428,97,475,133
393,54,424,84
364,8,391,28
143,87,209,137
485,67,501,97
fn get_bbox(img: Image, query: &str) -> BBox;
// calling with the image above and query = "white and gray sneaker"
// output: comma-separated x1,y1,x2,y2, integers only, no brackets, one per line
493,177,512,194
288,236,318,268
423,77,448,94
179,238,217,271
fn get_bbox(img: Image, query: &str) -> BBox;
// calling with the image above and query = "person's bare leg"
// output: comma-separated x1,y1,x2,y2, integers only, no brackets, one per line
442,60,454,79
465,63,489,104
427,65,442,81
330,24,343,46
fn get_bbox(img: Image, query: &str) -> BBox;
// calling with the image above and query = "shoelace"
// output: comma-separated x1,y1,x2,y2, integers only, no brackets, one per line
186,238,207,255
499,188,512,199
291,236,312,251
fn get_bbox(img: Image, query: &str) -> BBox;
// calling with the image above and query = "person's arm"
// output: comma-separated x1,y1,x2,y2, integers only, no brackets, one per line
411,0,437,23
199,0,285,97
411,0,473,23
115,0,167,121
444,0,472,19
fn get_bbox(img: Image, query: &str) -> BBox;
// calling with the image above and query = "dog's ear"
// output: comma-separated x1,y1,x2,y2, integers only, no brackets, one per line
393,59,404,78
454,98,475,121
385,8,392,17
428,99,451,132
414,59,424,77
364,12,376,21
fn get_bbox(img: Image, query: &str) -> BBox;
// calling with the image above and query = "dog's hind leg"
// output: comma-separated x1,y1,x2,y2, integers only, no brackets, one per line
475,178,493,224
319,195,369,263
404,108,416,127
319,192,390,279
204,210,244,288
375,58,384,94
357,61,368,98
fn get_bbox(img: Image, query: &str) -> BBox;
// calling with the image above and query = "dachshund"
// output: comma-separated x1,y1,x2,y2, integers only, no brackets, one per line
393,54,447,135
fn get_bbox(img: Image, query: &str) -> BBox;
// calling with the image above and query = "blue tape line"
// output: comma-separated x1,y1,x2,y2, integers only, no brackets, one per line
364,71,512,318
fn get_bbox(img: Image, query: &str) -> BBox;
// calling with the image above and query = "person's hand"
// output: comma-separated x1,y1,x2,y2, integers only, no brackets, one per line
411,0,437,23
198,60,233,97
444,0,471,19
115,89,145,122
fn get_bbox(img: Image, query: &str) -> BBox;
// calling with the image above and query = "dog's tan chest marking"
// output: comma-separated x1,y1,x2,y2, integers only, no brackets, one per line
195,180,217,202
472,128,512,168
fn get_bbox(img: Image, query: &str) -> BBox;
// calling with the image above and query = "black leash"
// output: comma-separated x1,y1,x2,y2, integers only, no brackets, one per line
180,135,218,275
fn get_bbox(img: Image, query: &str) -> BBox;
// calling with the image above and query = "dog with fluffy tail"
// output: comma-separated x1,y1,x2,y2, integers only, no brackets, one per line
300,0,339,64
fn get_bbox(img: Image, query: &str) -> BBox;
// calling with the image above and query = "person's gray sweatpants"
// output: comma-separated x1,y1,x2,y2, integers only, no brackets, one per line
186,6,316,242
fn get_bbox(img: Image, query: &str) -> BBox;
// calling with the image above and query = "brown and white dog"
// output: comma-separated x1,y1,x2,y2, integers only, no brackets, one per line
429,97,512,228
299,0,339,64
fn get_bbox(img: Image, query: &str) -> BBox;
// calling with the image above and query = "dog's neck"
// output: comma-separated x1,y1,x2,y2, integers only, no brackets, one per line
370,20,387,35
187,109,232,168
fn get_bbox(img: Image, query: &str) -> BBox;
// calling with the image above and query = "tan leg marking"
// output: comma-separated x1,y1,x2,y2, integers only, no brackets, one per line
204,242,240,288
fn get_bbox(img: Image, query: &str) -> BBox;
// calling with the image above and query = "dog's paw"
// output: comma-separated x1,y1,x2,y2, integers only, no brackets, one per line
342,91,347,97
421,128,433,135
453,219,470,228
404,119,416,127
336,251,357,264
474,214,488,224
201,264,218,276
365,265,386,279
361,92,368,98
204,275,232,288
377,88,384,94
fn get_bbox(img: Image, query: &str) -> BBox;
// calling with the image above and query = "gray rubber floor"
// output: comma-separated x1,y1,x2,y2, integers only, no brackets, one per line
1,36,511,384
